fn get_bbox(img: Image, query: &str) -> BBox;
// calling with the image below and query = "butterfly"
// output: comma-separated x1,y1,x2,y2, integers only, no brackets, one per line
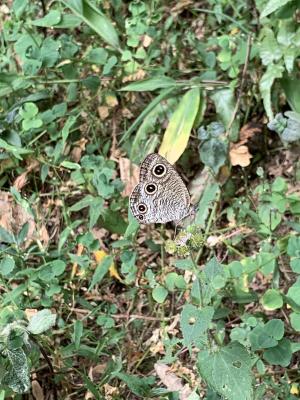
130,153,194,224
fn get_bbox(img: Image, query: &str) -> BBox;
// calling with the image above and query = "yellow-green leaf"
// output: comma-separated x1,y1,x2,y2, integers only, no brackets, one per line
159,88,200,164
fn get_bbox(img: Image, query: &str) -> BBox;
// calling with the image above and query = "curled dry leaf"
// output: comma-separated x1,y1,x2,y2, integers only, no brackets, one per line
13,159,39,191
122,69,146,83
154,363,192,400
0,191,49,247
119,157,139,197
239,122,262,145
230,144,252,167
98,106,109,120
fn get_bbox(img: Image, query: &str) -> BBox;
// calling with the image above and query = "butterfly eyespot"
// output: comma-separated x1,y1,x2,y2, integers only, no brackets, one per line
138,214,144,220
145,183,157,194
152,163,166,177
138,203,147,213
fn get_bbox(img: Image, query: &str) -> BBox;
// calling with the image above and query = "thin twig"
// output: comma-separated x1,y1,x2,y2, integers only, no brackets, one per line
227,34,253,136
30,336,58,400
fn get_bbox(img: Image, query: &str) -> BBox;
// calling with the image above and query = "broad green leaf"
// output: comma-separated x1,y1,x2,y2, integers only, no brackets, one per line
199,138,228,174
31,10,62,27
0,226,15,244
210,89,240,141
114,372,154,397
85,47,108,65
197,342,253,400
120,76,176,92
281,78,300,113
264,319,284,340
89,255,113,290
130,98,176,164
259,63,284,120
152,285,168,303
3,348,30,393
249,325,277,351
120,87,176,144
62,0,120,49
259,28,282,65
260,0,293,19
27,309,57,334
261,289,283,310
287,278,300,307
0,257,15,276
290,312,300,332
263,338,292,366
159,88,200,164
39,260,66,281
180,304,214,348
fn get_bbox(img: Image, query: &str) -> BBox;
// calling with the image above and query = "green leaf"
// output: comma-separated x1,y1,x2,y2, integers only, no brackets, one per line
120,87,176,144
210,89,240,141
0,139,32,160
249,325,278,351
114,372,154,397
0,257,15,276
259,63,284,120
199,138,228,174
73,320,83,349
85,47,108,64
195,182,220,227
180,304,214,348
281,78,300,113
38,260,66,281
120,76,177,91
31,10,62,27
260,0,293,19
27,309,57,334
152,285,168,303
3,348,30,393
261,289,283,310
264,319,284,340
263,338,292,367
287,278,300,307
62,0,120,49
259,28,282,65
290,312,300,332
159,88,201,164
89,255,113,290
197,342,253,400
0,226,15,244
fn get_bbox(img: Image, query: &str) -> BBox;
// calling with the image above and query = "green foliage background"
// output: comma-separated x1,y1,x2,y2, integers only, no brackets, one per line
0,0,300,399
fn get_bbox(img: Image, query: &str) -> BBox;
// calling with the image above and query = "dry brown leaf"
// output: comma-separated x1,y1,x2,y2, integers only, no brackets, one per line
142,34,153,47
105,94,118,107
98,106,109,120
0,191,49,247
154,363,192,400
239,122,262,145
122,69,146,83
230,144,252,167
122,108,134,119
32,380,44,400
71,138,87,162
13,159,39,191
119,157,139,197
171,0,193,15
25,308,38,320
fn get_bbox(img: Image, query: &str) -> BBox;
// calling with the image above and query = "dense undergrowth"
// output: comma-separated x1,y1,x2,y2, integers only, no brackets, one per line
0,0,300,399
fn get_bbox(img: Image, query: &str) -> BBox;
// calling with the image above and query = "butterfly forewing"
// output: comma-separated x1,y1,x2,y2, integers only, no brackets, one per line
130,153,191,224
